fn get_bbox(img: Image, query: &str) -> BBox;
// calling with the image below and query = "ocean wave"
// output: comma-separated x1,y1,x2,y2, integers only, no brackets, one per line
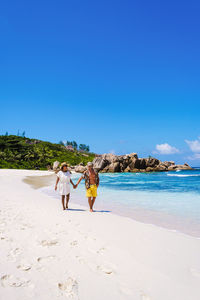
105,181,146,185
167,174,200,177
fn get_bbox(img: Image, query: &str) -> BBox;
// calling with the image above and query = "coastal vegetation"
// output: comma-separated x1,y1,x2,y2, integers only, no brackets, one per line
0,135,95,170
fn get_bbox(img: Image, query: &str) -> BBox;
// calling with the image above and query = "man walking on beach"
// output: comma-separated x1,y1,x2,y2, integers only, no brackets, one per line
76,162,99,212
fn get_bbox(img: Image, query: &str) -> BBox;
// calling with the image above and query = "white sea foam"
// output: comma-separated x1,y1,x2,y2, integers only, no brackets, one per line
167,174,200,177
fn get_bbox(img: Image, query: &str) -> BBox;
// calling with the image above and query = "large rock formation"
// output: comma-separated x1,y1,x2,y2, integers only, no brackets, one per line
53,161,60,171
90,154,192,173
74,165,86,173
92,156,108,171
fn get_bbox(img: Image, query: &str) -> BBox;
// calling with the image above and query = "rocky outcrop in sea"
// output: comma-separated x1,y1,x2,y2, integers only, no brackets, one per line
74,153,192,173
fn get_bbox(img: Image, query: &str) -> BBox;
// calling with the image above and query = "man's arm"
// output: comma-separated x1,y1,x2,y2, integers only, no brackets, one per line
96,172,100,187
76,176,83,187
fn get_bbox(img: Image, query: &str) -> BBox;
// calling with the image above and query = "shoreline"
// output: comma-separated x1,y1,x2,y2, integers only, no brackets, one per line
1,169,200,300
25,172,200,238
42,185,200,240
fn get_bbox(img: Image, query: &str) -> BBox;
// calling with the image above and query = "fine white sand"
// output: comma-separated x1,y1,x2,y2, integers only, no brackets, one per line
0,169,200,300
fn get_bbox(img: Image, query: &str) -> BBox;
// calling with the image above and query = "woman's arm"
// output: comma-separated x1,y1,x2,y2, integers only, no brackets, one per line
70,179,76,188
55,177,59,190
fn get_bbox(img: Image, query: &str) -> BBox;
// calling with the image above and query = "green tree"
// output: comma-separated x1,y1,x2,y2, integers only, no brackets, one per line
72,141,78,149
79,144,85,151
79,144,90,152
0,135,94,170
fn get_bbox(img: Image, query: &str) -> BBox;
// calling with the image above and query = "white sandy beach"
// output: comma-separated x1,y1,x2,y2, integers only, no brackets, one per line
0,169,200,300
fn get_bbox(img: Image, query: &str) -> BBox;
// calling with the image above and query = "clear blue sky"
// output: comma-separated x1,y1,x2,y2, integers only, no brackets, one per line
1,0,200,165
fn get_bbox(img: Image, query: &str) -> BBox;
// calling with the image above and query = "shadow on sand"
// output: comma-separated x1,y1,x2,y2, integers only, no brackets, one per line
67,208,86,212
93,210,111,213
67,208,111,213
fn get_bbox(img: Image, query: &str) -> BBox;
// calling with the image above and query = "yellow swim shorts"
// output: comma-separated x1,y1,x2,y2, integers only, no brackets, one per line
86,184,97,198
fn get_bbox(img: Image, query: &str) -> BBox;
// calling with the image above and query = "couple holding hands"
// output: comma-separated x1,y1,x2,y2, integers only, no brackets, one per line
55,162,99,212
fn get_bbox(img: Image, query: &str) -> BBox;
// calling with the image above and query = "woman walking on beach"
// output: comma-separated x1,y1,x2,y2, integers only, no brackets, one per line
55,162,76,210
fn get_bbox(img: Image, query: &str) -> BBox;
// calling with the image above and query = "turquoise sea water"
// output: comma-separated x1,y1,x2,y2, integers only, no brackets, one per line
42,168,200,237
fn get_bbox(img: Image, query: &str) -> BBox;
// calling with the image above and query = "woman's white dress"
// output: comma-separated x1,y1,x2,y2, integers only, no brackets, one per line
57,171,71,195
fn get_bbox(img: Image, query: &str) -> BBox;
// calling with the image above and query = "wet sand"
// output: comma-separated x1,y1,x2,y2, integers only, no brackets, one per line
23,173,56,189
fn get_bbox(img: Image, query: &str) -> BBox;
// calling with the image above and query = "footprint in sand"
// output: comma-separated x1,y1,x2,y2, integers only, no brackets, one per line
76,256,86,265
58,277,78,299
97,247,106,255
36,256,57,271
96,265,114,275
88,246,106,255
17,263,32,271
7,248,22,261
40,240,59,247
70,240,78,247
37,256,56,263
1,274,30,288
140,292,151,300
20,227,26,231
20,223,32,230
0,235,11,242
84,235,96,242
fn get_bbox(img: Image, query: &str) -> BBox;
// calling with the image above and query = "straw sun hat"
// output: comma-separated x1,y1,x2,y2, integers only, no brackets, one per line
60,162,69,170
87,162,93,167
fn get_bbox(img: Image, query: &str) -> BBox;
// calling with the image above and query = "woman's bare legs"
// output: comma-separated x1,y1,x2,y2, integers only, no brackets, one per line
61,195,65,210
66,194,70,209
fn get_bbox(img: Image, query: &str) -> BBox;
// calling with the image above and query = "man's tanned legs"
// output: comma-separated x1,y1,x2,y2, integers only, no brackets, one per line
88,197,96,212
